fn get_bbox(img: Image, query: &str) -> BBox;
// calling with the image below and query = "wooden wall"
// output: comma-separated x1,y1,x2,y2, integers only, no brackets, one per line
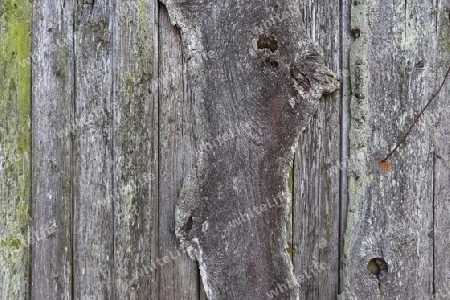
1,0,449,299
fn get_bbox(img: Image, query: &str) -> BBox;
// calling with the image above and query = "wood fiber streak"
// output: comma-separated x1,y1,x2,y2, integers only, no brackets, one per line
31,1,74,299
113,0,159,299
158,3,200,300
73,1,114,299
293,1,342,299
342,0,450,298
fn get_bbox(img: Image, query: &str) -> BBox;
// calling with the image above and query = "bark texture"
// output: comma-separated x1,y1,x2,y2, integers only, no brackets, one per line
161,1,339,298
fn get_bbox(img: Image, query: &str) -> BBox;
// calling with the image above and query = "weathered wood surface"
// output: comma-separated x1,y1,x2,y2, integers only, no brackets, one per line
2,0,450,299
162,0,339,298
31,0,73,299
72,1,115,298
113,0,159,299
341,0,450,299
293,1,345,299
158,3,200,299
0,0,31,299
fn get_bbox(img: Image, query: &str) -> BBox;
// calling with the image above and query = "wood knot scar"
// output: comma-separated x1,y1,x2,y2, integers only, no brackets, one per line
257,35,278,52
290,65,311,91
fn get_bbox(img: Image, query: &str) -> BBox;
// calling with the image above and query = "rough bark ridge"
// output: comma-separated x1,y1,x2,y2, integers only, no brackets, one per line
161,0,339,299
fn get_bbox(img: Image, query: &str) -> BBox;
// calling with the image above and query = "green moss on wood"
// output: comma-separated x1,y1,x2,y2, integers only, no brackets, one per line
0,0,32,298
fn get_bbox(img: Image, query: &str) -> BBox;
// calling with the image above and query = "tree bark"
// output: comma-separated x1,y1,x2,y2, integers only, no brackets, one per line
161,1,339,298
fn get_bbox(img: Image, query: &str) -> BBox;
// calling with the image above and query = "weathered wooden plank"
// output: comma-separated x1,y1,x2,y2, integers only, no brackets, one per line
73,1,114,298
0,0,32,298
158,3,200,299
112,0,159,299
31,1,74,299
342,0,441,298
339,0,352,295
292,1,342,299
433,4,450,298
162,0,339,298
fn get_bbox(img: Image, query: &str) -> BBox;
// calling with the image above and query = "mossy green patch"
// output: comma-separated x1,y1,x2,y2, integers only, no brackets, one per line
0,0,32,298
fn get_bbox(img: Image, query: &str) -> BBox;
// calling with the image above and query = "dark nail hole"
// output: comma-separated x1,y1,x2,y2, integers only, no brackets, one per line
257,35,278,53
367,258,388,278
351,28,361,38
48,27,53,32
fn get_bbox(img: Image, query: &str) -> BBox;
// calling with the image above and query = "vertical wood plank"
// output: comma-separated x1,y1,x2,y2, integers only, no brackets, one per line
158,4,200,299
342,0,439,298
112,0,159,298
433,3,450,298
339,0,352,294
0,0,31,298
31,0,74,299
293,1,342,299
73,1,114,298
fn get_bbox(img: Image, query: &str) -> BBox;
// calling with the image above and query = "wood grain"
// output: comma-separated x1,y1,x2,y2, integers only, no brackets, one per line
3,1,449,299
162,0,339,298
158,4,200,299
0,0,32,298
112,0,159,299
31,1,74,299
433,3,450,298
341,0,447,298
73,1,114,298
293,1,342,299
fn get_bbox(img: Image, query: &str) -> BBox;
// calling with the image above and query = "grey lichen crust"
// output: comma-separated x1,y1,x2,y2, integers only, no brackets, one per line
161,0,339,299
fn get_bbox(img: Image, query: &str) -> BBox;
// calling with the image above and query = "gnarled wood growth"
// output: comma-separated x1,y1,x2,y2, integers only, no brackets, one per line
161,0,339,298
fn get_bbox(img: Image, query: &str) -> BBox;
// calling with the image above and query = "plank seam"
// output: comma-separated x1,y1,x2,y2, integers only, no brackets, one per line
432,151,436,295
156,1,161,298
110,0,117,298
71,1,76,298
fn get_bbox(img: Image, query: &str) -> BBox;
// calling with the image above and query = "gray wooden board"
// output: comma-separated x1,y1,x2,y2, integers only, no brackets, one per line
73,1,114,298
341,0,449,299
112,0,159,299
0,0,32,299
31,0,74,299
433,3,450,298
158,3,200,299
293,1,342,299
